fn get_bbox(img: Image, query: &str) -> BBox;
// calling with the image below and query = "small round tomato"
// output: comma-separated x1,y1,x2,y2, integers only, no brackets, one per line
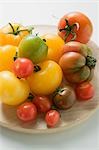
13,58,34,78
41,34,64,63
17,102,37,122
0,23,33,46
75,82,94,101
58,12,93,43
45,110,60,127
27,60,62,95
53,85,76,110
33,96,52,113
19,35,48,64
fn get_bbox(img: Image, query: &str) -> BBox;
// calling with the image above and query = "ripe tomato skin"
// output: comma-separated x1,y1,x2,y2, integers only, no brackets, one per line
17,102,37,122
41,34,64,63
0,45,17,72
58,12,93,43
13,58,34,78
0,23,30,46
75,82,94,101
59,41,96,83
0,71,30,106
33,96,52,113
27,60,62,95
45,110,60,127
19,35,48,64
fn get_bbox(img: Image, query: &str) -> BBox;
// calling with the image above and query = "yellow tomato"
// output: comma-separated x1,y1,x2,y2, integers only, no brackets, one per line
27,60,63,95
41,34,64,63
0,45,17,71
0,23,33,46
0,71,30,105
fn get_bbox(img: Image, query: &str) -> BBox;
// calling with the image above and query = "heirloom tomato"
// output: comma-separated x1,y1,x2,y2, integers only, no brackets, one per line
27,60,62,95
41,34,64,63
58,12,93,43
0,71,30,105
59,41,96,83
0,23,33,46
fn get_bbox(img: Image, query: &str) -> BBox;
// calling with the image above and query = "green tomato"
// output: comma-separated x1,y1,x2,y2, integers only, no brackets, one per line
18,35,48,64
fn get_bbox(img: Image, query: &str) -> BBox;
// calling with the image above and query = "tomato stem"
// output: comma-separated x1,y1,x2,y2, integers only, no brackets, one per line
59,19,77,42
8,23,34,35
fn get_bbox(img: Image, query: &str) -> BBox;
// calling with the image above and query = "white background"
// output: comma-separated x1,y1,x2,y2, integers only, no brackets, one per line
0,1,99,150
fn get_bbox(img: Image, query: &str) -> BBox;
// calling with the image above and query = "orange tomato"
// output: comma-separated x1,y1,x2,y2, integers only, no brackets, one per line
0,45,17,72
0,23,33,46
41,34,64,63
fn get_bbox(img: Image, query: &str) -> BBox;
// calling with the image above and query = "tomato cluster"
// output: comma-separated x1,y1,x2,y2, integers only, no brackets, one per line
0,12,97,128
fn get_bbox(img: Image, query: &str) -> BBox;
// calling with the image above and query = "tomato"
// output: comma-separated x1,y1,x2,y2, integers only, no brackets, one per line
13,58,34,78
58,12,93,43
17,102,37,122
0,23,33,46
0,71,30,105
53,85,76,110
45,110,60,127
19,35,48,64
33,96,52,113
27,60,62,95
59,41,96,83
0,45,17,72
41,34,64,63
75,82,94,101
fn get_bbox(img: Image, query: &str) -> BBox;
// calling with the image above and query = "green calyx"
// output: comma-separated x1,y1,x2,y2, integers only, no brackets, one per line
86,56,97,69
8,23,34,35
59,19,77,42
34,65,41,72
53,87,65,97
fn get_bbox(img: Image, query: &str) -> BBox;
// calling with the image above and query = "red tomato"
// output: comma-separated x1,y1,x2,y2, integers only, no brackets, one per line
13,58,34,78
75,82,94,101
58,12,93,43
45,110,60,127
17,102,37,122
33,96,52,113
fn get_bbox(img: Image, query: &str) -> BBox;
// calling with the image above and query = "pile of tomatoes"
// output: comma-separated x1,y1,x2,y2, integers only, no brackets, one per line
0,12,97,128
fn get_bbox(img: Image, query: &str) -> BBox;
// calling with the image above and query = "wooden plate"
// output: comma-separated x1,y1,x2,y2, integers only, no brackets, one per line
0,25,99,134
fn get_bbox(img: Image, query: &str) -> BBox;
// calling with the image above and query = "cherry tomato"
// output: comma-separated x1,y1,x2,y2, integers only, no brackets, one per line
27,60,62,95
75,82,94,101
33,96,52,113
41,34,64,63
53,85,76,110
17,102,37,122
45,110,60,127
13,58,34,78
58,12,93,43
